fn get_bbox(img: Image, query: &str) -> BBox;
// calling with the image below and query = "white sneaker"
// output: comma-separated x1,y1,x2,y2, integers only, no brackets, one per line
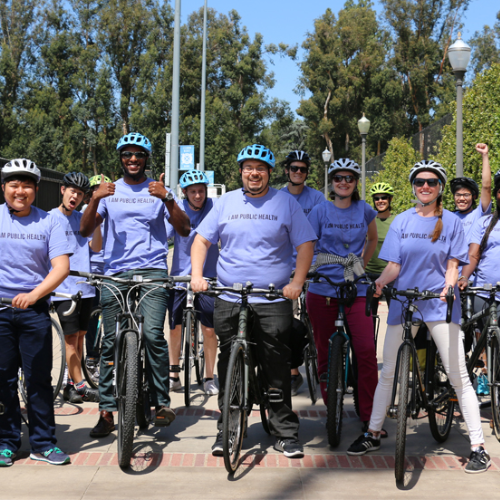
204,378,219,395
169,378,182,392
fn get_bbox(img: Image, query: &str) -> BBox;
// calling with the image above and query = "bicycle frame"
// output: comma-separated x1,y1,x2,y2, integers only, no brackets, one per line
329,304,354,392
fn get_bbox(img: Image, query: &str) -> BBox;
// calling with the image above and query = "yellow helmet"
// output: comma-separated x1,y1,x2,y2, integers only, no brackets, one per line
369,182,394,196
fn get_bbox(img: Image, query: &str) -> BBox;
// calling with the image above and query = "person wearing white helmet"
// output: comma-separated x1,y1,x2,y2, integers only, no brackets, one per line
0,159,72,466
347,160,490,474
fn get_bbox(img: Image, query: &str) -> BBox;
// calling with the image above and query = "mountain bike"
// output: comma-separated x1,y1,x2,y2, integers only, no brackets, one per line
81,305,103,388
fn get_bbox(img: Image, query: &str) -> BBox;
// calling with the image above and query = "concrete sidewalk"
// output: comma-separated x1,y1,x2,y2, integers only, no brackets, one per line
3,302,500,500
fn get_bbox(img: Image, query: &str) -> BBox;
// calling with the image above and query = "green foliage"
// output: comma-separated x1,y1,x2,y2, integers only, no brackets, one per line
437,63,500,210
366,137,419,214
469,12,500,75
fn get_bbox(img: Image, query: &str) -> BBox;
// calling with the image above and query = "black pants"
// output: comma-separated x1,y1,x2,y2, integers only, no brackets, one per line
214,298,300,440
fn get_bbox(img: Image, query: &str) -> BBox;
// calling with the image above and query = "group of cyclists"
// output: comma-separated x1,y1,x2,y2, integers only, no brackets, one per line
0,131,495,475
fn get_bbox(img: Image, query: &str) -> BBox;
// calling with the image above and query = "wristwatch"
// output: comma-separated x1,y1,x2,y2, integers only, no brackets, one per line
162,190,175,203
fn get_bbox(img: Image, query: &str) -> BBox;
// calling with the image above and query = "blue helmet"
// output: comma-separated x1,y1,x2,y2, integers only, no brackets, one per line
237,144,275,169
116,133,152,154
180,169,209,189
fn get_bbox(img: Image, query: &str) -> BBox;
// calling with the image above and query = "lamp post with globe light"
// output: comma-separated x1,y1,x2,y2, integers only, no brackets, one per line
322,148,332,199
358,113,370,200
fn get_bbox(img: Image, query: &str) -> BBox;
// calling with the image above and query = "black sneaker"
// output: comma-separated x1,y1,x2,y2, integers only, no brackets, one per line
81,387,100,403
62,385,83,404
291,373,304,397
274,438,304,458
465,447,491,474
347,432,381,456
212,432,223,457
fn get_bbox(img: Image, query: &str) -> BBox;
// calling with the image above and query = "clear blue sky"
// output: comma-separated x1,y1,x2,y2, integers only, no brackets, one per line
180,0,499,116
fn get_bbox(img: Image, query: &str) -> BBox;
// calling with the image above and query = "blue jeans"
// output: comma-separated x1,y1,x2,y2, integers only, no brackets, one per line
0,303,57,453
99,269,171,411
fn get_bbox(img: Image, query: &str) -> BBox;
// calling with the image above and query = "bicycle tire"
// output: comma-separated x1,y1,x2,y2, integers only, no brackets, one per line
395,343,411,484
117,332,138,469
303,316,319,405
81,307,103,389
194,321,204,386
326,335,345,448
491,335,500,441
426,340,454,443
183,311,194,407
136,345,152,430
222,344,247,474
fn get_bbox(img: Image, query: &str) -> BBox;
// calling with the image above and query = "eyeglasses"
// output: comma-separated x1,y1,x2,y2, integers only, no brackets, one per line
373,195,390,201
412,178,440,188
454,192,472,199
120,151,148,159
332,174,355,184
289,166,308,174
241,166,268,174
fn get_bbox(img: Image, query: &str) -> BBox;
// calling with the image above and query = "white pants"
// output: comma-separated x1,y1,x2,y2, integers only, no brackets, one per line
369,321,484,445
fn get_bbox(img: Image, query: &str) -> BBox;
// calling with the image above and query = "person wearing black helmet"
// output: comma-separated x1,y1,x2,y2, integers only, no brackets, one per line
451,143,491,242
49,172,102,404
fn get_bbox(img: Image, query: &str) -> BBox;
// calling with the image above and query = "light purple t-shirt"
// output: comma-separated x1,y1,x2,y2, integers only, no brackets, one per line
469,214,500,301
97,178,182,275
170,198,219,278
454,202,491,243
49,209,95,299
280,185,325,216
307,200,377,298
0,204,71,299
380,208,469,325
196,187,317,303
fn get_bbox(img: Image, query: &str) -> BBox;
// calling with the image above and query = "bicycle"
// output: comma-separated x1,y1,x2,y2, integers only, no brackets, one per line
460,283,500,440
365,285,455,484
70,270,189,469
81,305,103,389
202,281,285,474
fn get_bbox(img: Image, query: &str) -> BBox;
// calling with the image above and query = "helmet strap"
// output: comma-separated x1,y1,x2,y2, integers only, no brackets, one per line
413,185,442,207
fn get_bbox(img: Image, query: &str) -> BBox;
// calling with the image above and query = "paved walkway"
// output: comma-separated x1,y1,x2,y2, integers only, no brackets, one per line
4,303,500,500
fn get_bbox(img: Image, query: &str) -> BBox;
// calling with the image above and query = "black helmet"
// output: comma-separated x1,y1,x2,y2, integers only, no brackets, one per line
63,172,90,192
493,170,500,198
450,177,479,198
284,150,310,168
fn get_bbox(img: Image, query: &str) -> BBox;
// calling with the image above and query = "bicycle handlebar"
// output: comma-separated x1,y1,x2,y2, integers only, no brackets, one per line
0,291,82,316
201,281,285,300
69,270,192,286
460,282,500,295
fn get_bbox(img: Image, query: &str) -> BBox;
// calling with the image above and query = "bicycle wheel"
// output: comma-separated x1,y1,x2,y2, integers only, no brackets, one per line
426,340,454,443
326,334,345,448
395,343,411,484
491,335,500,440
136,346,152,430
303,316,319,405
183,311,194,407
81,307,103,389
117,331,138,469
222,344,247,474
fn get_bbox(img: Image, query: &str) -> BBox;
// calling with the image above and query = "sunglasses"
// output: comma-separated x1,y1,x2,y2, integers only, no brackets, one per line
413,178,440,188
373,195,389,201
333,174,355,184
120,151,148,159
289,166,308,174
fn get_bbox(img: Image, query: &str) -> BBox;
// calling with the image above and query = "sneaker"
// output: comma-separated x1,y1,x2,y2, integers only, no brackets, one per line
81,387,100,403
62,384,83,404
30,447,70,465
291,372,304,397
155,406,176,427
0,449,15,467
169,377,182,392
204,378,219,395
347,432,381,456
212,432,223,456
465,447,491,474
274,438,304,458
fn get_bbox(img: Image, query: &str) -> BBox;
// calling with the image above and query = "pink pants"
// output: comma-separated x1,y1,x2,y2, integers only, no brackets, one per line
306,292,378,421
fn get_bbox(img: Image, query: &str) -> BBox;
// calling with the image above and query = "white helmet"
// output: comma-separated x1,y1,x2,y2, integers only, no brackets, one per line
1,159,41,184
409,160,447,186
328,158,361,178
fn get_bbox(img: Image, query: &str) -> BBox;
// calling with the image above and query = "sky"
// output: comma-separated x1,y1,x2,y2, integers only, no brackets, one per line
179,0,499,117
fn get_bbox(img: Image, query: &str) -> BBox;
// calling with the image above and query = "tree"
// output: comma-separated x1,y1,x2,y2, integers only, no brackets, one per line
468,12,500,75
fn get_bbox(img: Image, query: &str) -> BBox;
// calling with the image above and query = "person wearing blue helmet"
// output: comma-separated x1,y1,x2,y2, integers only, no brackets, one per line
80,132,190,438
191,144,317,459
167,169,219,395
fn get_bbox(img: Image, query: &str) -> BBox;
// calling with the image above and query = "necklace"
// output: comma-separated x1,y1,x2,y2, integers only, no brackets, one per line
331,202,353,249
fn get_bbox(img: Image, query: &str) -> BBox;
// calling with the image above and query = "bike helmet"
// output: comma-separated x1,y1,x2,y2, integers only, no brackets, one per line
409,160,447,186
89,174,112,187
116,132,152,154
1,159,41,184
180,169,209,189
237,144,275,169
328,158,361,178
369,182,394,197
63,172,90,192
450,177,479,198
284,150,310,167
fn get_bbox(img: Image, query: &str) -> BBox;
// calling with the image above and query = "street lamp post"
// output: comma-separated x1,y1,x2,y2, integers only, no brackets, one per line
357,113,370,200
199,0,207,171
448,32,471,178
322,148,331,199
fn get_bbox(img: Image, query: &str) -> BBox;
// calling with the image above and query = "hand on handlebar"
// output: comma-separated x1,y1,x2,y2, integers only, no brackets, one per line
12,292,38,309
283,282,302,301
191,276,208,293
458,277,468,291
440,284,455,302
373,280,385,298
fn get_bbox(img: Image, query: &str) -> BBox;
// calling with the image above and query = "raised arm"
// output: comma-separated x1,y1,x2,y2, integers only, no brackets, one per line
80,175,112,237
476,143,491,212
